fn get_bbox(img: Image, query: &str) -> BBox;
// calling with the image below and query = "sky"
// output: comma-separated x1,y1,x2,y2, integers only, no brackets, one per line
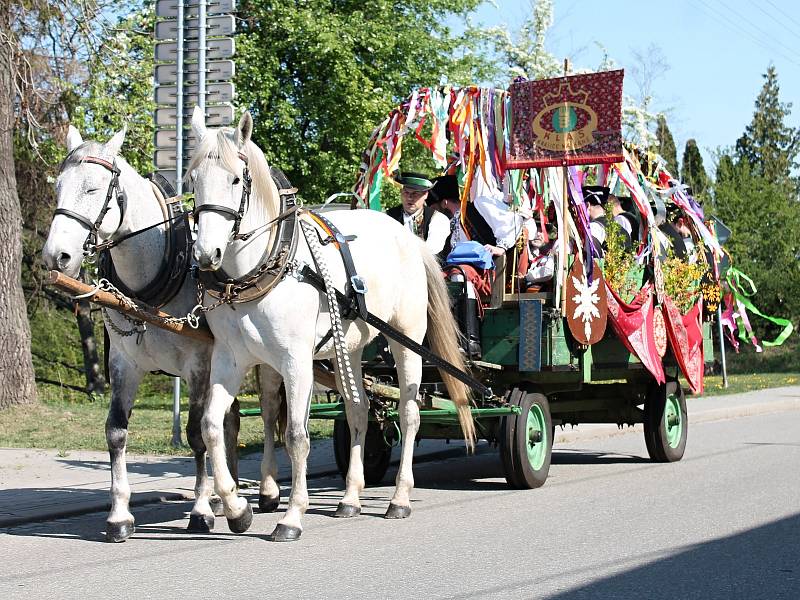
469,0,800,175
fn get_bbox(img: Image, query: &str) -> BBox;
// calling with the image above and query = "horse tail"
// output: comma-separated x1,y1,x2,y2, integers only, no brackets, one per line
421,249,475,451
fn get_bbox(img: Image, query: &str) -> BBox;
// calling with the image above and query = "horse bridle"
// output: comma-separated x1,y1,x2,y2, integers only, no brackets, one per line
54,156,125,255
193,151,252,241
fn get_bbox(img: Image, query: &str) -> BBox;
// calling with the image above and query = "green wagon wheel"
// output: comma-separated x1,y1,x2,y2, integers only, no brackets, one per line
644,379,688,462
500,388,553,489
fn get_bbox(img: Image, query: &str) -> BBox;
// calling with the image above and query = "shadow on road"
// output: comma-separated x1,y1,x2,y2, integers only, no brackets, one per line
443,513,800,600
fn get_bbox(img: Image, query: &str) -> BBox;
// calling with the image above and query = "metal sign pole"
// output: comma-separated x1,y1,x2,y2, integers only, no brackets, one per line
154,0,237,446
170,0,185,448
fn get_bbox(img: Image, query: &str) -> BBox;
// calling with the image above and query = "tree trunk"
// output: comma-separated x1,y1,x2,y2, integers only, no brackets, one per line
0,21,37,409
75,271,106,394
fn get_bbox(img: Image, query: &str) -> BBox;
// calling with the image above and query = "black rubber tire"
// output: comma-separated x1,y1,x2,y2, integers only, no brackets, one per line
333,419,393,486
644,379,688,462
500,388,553,489
499,387,525,489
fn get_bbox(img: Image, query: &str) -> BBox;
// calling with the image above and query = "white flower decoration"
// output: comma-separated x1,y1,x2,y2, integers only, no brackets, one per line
571,274,601,341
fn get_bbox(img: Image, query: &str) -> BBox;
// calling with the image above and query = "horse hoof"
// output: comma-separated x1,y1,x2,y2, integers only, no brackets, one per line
334,502,361,518
105,521,135,543
270,523,302,542
226,503,254,534
210,496,225,517
384,503,412,519
187,513,215,533
258,494,280,513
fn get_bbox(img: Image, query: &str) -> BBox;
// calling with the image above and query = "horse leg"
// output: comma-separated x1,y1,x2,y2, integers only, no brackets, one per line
185,368,217,533
201,347,252,533
104,351,144,542
334,351,369,518
224,397,241,486
270,357,315,542
384,341,422,519
256,363,283,513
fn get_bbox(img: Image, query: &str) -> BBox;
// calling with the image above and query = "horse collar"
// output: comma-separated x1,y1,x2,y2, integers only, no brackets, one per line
197,166,299,304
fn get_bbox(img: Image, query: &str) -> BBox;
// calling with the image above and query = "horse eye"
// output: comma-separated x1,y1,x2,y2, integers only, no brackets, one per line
87,188,99,194
232,177,240,185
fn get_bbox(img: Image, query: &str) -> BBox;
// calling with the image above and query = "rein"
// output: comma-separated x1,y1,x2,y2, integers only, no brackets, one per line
54,156,124,255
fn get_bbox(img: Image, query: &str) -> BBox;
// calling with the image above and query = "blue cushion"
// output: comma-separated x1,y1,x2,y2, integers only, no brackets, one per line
445,241,495,270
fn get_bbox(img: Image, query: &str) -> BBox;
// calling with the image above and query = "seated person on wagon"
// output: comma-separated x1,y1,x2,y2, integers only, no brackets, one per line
386,171,450,256
429,171,525,359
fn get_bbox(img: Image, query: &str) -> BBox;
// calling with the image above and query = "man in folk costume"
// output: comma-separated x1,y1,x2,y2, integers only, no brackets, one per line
583,185,611,255
608,194,639,249
386,171,450,255
430,172,526,359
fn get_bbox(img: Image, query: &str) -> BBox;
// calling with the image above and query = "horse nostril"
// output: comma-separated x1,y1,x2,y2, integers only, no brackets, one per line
57,252,71,270
213,248,222,263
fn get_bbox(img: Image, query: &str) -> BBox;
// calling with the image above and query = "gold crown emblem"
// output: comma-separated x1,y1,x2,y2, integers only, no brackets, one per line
542,80,590,106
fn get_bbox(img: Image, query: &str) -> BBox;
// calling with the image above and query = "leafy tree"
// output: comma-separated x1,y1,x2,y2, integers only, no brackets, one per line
72,5,155,173
485,0,561,81
735,65,800,190
681,138,708,196
655,114,678,176
713,157,800,328
234,0,495,202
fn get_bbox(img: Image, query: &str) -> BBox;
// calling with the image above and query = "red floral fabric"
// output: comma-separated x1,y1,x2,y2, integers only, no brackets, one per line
663,297,704,394
605,283,665,384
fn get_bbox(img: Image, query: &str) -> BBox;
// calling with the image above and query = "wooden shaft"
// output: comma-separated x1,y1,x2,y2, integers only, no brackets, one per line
47,270,213,342
45,270,374,396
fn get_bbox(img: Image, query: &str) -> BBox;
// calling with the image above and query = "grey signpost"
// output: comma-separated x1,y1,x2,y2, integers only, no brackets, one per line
155,0,236,445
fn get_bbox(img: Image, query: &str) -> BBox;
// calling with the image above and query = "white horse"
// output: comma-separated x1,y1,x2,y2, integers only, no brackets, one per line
41,127,261,542
187,106,474,541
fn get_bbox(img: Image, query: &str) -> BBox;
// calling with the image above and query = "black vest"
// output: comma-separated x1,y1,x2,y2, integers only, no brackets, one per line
461,202,497,246
387,205,435,241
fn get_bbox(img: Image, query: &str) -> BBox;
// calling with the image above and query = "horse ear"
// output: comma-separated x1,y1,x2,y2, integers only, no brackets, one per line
191,105,207,140
235,111,253,147
66,125,83,152
105,126,127,156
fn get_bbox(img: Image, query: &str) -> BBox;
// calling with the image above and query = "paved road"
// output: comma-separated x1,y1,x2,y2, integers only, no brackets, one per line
1,406,799,599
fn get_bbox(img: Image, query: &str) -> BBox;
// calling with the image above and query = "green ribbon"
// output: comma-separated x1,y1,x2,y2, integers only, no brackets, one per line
726,267,794,347
368,168,384,211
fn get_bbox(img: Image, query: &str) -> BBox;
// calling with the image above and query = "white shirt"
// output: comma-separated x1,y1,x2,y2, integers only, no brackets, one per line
402,208,450,255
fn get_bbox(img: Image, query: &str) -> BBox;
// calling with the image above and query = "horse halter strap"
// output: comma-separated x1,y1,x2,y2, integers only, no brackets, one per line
193,151,252,240
53,156,124,254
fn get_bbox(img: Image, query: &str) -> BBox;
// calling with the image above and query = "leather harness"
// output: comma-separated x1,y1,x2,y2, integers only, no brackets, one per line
197,166,301,304
98,174,192,309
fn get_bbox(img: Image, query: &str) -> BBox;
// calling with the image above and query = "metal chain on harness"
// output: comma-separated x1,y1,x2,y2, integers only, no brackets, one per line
102,306,146,343
300,219,362,406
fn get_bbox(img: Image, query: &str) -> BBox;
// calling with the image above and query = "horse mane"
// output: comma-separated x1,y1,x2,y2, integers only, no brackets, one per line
185,128,279,226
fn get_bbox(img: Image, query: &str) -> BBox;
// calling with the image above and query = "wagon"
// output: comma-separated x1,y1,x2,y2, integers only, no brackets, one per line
240,247,714,490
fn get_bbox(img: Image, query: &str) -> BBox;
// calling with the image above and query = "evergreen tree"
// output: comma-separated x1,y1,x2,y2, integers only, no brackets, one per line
735,65,800,189
681,139,708,196
655,114,679,176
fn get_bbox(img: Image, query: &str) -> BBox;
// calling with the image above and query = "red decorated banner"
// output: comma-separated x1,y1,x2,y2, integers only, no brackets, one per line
663,297,705,394
506,70,624,169
605,283,665,384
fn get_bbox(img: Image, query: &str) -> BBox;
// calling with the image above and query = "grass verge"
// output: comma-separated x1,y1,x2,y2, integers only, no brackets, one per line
0,386,333,456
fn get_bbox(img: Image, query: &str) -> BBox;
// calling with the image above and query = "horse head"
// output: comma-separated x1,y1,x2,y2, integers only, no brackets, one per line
189,106,255,271
42,126,128,278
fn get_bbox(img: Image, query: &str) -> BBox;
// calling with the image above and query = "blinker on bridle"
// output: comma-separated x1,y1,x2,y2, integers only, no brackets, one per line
53,156,125,255
193,151,252,241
